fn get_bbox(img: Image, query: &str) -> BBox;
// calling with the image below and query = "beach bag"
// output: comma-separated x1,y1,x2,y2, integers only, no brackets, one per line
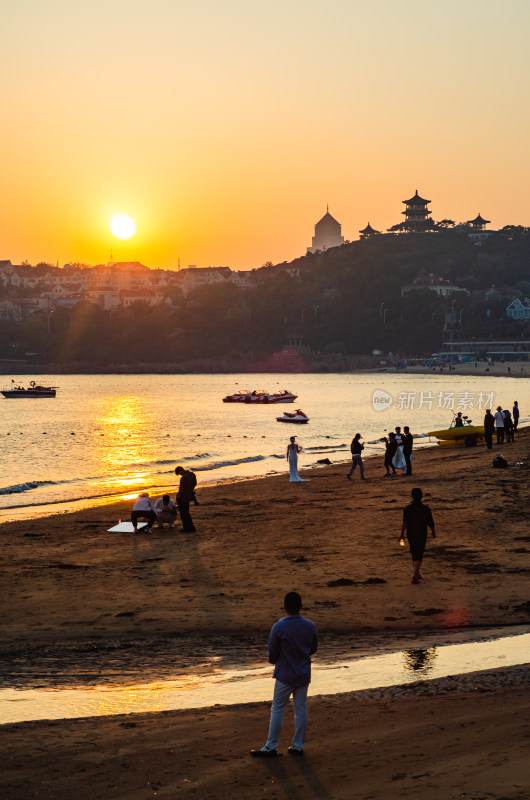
492,455,508,469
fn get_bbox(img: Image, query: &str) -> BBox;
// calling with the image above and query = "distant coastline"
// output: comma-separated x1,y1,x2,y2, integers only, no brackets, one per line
0,358,528,377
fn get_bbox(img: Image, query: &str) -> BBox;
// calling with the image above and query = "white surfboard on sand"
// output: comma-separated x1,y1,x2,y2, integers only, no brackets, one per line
107,521,148,533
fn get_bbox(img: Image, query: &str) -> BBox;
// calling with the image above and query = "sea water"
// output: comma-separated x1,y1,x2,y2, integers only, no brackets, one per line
1,372,527,521
0,627,528,723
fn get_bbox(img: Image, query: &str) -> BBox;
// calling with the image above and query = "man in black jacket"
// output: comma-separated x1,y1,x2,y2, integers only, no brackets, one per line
400,487,435,584
483,409,495,450
175,466,197,532
403,426,413,475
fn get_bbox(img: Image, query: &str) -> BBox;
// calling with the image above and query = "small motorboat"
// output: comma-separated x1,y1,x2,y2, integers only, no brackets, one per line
1,380,58,398
222,390,252,403
222,388,297,403
276,409,309,423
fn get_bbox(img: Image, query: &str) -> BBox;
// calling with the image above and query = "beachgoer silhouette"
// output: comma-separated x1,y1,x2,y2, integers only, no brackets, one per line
250,591,318,758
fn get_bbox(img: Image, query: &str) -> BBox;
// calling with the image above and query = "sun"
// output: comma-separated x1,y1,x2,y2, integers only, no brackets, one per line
109,213,137,240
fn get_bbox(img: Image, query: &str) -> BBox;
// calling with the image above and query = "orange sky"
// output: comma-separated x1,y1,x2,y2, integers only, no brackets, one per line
2,0,529,270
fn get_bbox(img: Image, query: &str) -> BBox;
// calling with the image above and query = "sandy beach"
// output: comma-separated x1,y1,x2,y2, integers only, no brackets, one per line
1,429,529,799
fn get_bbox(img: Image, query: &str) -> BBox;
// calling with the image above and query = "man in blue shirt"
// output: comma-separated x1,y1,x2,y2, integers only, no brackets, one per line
251,591,318,758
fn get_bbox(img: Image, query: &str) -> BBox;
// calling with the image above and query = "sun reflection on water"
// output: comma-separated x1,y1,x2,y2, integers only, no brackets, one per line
91,397,159,494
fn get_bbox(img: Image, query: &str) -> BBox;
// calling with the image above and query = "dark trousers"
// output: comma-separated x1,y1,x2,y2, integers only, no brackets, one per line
496,427,504,444
485,431,493,449
131,510,156,529
513,419,518,432
177,499,195,532
384,455,396,474
404,450,412,475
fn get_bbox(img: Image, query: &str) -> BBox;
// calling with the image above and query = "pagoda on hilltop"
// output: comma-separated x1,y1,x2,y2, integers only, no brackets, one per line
359,222,380,238
402,190,433,231
469,213,490,230
307,206,345,253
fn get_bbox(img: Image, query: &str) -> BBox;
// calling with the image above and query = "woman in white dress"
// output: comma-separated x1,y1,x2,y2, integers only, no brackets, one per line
286,436,308,482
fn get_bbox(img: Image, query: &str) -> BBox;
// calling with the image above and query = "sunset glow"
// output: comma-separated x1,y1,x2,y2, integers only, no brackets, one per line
2,1,530,269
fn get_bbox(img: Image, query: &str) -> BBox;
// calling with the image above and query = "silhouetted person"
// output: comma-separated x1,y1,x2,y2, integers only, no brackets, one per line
494,406,505,444
513,401,519,432
347,433,366,480
403,426,413,475
251,592,318,758
383,432,397,476
484,409,495,450
454,412,464,427
503,410,514,443
131,492,157,534
175,465,197,532
400,488,435,584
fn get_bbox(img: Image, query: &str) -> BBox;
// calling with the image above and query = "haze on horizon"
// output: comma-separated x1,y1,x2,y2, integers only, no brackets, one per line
2,0,529,271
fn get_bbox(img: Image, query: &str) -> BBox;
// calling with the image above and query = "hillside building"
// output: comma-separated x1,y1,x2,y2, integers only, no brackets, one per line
402,190,433,231
359,223,380,238
307,207,344,253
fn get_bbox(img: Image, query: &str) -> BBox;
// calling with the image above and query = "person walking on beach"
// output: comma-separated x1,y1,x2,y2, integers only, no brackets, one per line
175,466,197,532
494,406,505,444
131,492,157,533
250,591,318,758
382,432,397,476
403,426,413,476
400,487,436,584
347,433,366,480
484,409,495,450
286,436,308,482
512,401,519,433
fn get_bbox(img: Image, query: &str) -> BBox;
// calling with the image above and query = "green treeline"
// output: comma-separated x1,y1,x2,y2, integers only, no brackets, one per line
1,227,529,369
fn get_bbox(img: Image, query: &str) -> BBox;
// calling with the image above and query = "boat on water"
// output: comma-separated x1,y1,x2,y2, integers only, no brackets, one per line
428,415,484,447
276,409,309,424
1,380,58,398
222,389,297,404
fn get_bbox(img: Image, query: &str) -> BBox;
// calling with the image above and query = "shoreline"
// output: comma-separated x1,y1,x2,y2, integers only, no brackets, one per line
2,430,529,799
2,671,529,800
2,429,529,650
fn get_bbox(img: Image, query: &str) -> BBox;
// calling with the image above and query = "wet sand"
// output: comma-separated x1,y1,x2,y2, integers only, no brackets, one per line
1,429,529,798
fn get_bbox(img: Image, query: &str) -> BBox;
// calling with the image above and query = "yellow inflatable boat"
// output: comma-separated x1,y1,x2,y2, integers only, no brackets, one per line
428,424,485,447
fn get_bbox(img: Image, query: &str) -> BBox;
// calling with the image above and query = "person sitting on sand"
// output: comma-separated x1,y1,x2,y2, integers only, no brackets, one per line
251,591,318,758
131,492,157,534
154,494,177,529
400,487,436,584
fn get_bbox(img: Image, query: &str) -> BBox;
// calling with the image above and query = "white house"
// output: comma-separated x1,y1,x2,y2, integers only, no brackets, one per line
506,297,530,320
401,274,469,298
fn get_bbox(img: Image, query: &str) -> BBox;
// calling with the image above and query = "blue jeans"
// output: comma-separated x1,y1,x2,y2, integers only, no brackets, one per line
265,680,308,750
348,454,364,477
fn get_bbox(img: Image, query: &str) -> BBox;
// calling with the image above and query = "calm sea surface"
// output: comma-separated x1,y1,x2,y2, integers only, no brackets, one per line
1,373,527,522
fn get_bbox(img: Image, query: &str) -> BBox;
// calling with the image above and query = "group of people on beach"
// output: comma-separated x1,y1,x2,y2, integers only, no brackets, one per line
250,479,436,759
124,397,521,760
131,466,198,533
483,401,519,448
346,424,414,481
